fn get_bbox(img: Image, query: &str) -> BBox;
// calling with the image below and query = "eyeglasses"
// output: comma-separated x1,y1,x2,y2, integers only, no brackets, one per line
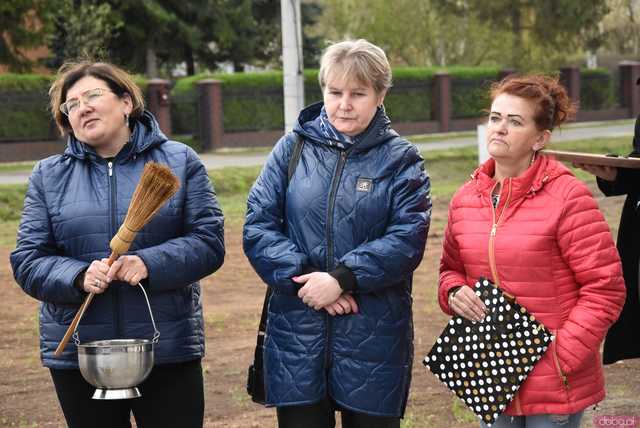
60,87,112,116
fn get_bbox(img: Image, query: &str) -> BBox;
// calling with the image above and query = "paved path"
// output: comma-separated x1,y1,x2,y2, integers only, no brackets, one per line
0,121,634,185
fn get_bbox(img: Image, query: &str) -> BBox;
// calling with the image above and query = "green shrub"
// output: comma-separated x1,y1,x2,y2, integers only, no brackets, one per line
449,67,499,119
580,68,614,110
0,74,52,90
0,184,28,222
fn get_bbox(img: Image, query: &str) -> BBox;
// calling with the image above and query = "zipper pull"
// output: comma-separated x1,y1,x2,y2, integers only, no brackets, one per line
562,374,569,389
108,161,113,177
491,223,497,236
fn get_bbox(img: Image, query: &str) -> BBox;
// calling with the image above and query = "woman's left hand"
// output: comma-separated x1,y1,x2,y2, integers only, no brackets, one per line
106,255,149,285
294,272,343,310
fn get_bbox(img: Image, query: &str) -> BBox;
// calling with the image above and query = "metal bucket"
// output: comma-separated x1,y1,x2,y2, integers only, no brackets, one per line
74,283,160,400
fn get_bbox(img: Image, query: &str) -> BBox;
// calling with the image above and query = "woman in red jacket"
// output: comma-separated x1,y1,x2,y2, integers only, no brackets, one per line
438,75,626,428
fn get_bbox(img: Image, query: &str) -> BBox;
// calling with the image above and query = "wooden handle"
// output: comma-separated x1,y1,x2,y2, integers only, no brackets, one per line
53,252,119,357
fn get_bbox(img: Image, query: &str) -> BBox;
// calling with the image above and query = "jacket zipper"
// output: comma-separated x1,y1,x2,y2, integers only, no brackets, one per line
107,160,122,338
324,149,348,371
488,179,512,288
325,150,347,271
488,179,522,413
551,330,570,391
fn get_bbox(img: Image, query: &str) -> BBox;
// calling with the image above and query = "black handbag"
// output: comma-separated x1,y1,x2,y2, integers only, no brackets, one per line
423,277,554,427
246,133,305,405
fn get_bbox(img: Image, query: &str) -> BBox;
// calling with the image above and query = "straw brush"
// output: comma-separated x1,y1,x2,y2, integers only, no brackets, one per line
54,162,180,357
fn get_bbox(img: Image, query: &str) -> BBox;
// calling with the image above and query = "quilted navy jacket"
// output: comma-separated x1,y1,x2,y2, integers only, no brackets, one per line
10,111,225,369
243,103,431,417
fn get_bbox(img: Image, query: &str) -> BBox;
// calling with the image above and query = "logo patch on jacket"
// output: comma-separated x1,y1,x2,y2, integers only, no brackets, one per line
356,178,373,192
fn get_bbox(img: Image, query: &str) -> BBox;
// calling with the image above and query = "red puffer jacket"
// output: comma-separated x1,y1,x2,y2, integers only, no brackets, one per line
439,154,625,415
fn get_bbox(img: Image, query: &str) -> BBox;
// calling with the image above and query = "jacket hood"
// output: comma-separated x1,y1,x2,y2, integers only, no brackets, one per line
471,153,574,200
294,101,399,152
63,110,167,160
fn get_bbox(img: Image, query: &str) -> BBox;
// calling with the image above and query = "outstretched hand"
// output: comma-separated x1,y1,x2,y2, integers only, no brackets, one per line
573,163,617,182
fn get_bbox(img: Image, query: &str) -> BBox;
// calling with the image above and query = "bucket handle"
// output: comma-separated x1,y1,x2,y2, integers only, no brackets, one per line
73,282,161,345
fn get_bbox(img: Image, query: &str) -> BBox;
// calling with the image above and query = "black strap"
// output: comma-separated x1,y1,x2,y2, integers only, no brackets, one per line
256,133,305,337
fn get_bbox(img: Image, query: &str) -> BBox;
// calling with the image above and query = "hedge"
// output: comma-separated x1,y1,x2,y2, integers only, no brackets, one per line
0,73,149,142
580,68,614,110
2,67,619,143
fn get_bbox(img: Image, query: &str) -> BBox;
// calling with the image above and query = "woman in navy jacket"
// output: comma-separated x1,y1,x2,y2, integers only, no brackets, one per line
10,61,224,428
243,40,431,428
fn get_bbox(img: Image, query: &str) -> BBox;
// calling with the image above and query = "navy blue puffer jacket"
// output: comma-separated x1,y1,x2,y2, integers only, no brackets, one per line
10,111,225,369
243,103,431,417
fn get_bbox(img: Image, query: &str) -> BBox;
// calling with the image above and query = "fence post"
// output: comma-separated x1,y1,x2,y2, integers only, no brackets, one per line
620,61,640,118
147,79,172,136
432,72,451,132
559,67,581,106
197,79,224,151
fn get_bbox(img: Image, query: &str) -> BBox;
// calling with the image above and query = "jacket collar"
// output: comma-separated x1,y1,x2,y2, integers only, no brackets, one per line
294,101,398,152
472,154,572,200
63,110,167,161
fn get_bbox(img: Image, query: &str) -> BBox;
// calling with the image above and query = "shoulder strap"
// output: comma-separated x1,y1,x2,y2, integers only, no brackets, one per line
287,132,305,183
256,133,305,336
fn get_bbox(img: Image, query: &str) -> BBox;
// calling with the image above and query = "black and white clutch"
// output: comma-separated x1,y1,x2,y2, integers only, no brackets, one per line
423,277,554,427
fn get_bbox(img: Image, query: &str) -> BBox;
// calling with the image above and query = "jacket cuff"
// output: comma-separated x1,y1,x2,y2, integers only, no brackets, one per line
329,264,357,293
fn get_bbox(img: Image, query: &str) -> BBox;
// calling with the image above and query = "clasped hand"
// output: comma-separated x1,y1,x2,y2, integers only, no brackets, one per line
294,272,358,316
81,255,149,294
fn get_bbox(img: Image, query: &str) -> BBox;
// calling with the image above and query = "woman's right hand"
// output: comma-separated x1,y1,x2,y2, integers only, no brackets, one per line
80,259,111,294
573,163,618,182
448,285,487,322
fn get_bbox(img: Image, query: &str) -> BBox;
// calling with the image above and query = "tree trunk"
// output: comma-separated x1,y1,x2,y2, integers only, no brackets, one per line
510,7,522,68
185,44,195,76
146,47,158,78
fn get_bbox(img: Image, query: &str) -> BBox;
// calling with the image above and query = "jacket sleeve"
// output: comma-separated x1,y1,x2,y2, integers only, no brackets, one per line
596,165,640,196
438,202,469,315
134,148,225,291
243,135,310,295
338,146,431,294
10,162,88,304
554,179,626,375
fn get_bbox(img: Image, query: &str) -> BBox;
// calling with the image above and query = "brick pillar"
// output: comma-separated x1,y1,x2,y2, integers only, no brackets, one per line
197,79,224,151
560,67,581,105
432,73,451,132
147,79,172,136
620,61,640,118
498,68,517,82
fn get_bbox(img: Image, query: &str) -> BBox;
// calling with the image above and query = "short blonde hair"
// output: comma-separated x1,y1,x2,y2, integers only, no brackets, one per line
49,61,145,135
318,39,392,95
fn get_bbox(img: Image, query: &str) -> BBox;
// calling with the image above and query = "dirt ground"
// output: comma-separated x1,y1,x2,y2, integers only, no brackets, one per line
0,188,638,428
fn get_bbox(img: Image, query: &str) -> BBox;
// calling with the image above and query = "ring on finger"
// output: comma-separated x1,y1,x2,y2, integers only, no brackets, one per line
94,279,101,288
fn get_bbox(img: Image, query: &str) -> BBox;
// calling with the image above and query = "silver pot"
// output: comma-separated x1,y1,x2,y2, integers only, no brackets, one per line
73,283,160,400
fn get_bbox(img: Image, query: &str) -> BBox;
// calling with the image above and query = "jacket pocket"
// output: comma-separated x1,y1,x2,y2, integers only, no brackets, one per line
550,330,570,392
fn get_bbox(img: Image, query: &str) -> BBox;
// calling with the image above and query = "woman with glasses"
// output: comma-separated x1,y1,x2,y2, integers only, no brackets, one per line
438,75,625,428
10,61,225,428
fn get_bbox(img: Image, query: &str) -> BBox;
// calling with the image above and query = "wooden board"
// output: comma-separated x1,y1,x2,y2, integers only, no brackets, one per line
540,149,640,169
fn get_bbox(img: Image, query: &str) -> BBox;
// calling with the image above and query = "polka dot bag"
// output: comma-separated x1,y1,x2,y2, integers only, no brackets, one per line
423,277,554,427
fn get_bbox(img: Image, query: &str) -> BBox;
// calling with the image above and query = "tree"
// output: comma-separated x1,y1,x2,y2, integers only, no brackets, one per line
314,0,511,67
47,0,123,69
434,0,610,69
603,0,640,57
0,0,56,71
